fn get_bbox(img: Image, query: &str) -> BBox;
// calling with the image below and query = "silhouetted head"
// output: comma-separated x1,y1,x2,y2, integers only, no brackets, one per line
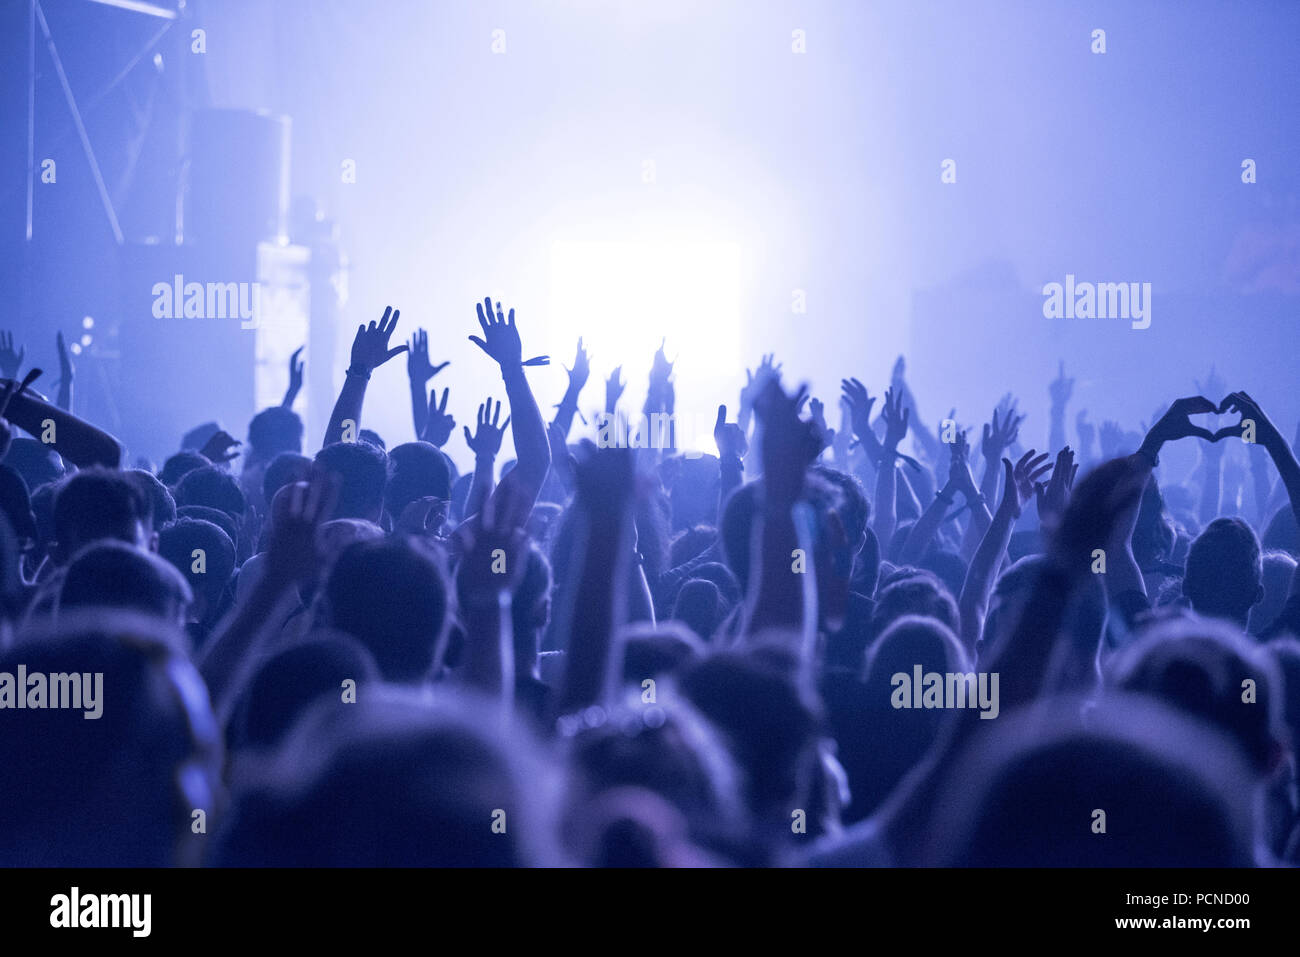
870,570,959,640
672,578,726,642
385,441,451,523
157,517,235,623
174,465,247,522
1107,615,1283,775
247,406,304,461
922,695,1256,866
679,651,821,839
159,450,208,487
620,620,705,685
321,536,448,683
51,467,150,563
59,540,193,626
315,441,387,522
562,696,746,864
0,611,220,866
1184,518,1263,626
126,468,177,533
225,634,380,752
263,452,313,508
3,437,65,491
213,688,556,866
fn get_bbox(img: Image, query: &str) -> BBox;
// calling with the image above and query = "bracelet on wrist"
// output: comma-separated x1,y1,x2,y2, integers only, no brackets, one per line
346,366,371,380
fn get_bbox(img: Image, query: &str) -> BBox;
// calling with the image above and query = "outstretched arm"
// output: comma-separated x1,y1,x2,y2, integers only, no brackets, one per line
198,472,336,714
1048,360,1072,454
281,345,304,409
405,328,449,439
324,306,406,447
957,450,1051,651
713,404,748,523
4,379,122,468
871,386,909,556
462,397,509,520
743,379,822,660
901,430,980,566
453,477,533,699
552,337,590,440
978,405,1023,514
1220,391,1300,532
555,445,637,714
468,297,551,507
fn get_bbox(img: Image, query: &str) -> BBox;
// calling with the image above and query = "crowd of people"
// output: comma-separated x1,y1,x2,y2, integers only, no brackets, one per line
0,298,1296,867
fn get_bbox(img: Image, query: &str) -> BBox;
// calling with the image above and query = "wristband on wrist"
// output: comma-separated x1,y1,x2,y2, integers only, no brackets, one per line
346,366,371,380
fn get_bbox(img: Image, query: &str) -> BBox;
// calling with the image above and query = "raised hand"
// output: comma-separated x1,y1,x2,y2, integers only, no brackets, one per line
808,397,832,452
563,337,591,394
572,439,640,514
981,405,1024,462
840,376,879,445
947,429,978,496
349,306,407,374
713,403,749,461
648,338,673,390
282,345,305,407
1049,360,1074,407
469,296,548,370
463,396,510,458
546,421,575,491
1076,409,1095,451
453,478,532,603
1099,420,1125,459
605,365,625,414
740,353,782,414
1001,448,1053,518
1035,446,1077,530
422,387,456,448
267,470,339,584
1141,395,1218,450
199,429,242,464
0,331,24,380
880,386,910,450
755,378,822,506
407,328,449,385
1214,391,1283,448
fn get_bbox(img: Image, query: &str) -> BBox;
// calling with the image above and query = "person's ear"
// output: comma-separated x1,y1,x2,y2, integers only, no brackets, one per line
148,530,160,553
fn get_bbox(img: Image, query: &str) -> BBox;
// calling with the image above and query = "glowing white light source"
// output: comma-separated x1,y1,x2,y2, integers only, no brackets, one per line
80,334,93,347
82,316,94,329
547,239,742,439
70,343,82,355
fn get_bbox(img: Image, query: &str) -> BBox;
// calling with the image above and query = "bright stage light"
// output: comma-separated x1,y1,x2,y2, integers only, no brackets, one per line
547,239,743,450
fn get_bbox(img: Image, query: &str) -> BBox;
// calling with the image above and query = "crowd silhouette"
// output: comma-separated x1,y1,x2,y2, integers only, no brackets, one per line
0,298,1296,868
